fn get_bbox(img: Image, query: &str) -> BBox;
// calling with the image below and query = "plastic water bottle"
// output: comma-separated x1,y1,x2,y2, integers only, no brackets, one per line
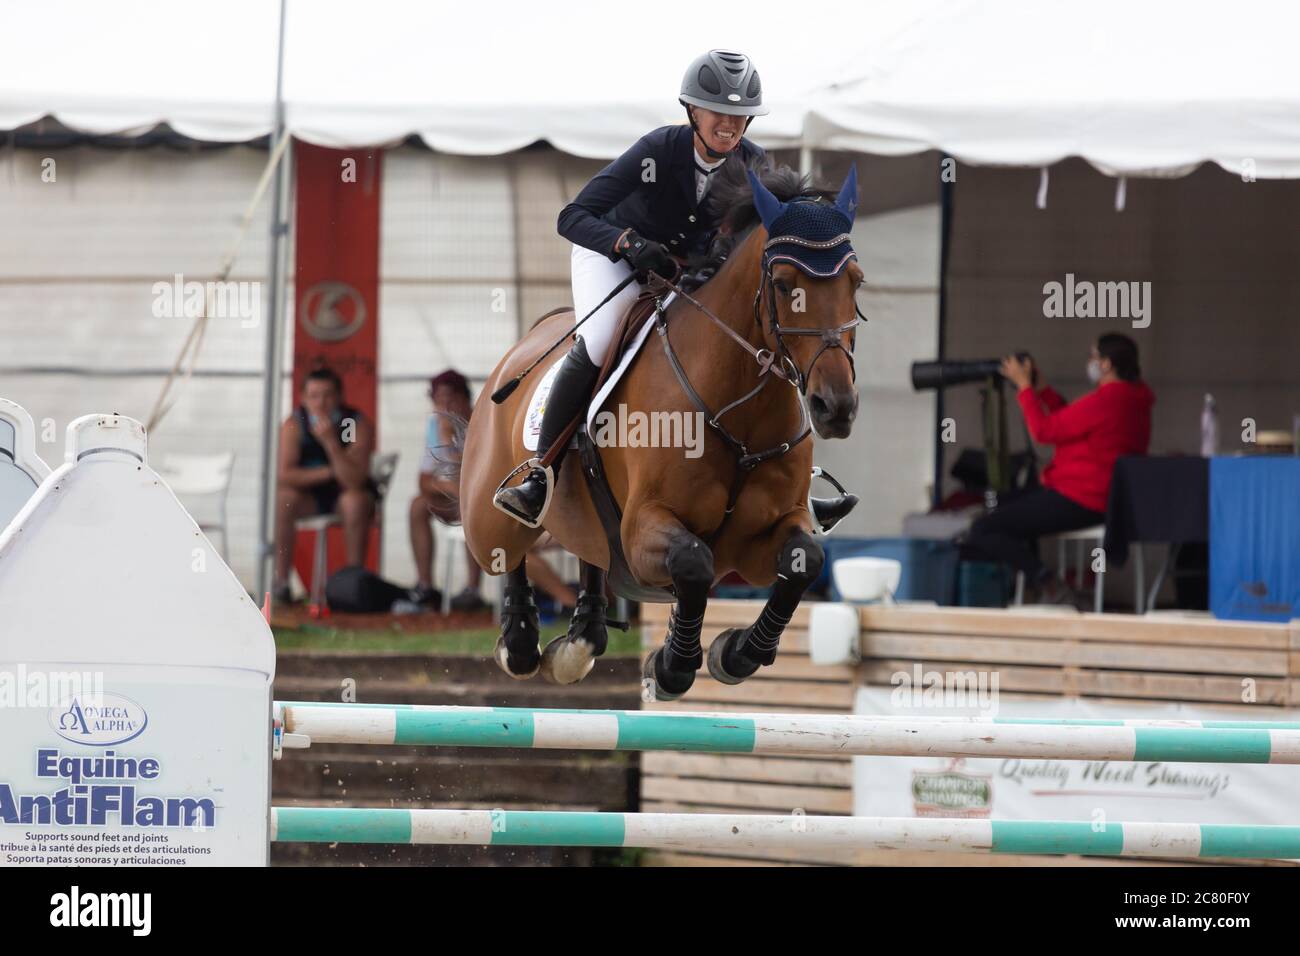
1200,394,1218,457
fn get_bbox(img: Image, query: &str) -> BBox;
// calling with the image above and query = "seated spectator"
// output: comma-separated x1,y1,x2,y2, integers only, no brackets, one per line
410,369,577,613
964,333,1154,604
273,368,376,603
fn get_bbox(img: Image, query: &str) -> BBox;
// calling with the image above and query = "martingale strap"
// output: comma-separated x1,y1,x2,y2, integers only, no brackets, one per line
653,297,812,546
643,205,865,545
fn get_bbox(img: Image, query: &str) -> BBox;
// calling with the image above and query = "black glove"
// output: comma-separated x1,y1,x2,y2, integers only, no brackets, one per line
615,230,678,280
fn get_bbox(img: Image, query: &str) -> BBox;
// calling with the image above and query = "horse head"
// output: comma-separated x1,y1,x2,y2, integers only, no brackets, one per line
747,166,864,439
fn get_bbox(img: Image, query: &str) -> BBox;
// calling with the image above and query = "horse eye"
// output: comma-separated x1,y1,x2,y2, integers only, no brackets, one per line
773,279,791,295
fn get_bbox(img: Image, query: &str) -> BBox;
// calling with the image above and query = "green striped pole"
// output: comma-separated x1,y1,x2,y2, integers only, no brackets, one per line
270,807,1300,860
276,702,1300,764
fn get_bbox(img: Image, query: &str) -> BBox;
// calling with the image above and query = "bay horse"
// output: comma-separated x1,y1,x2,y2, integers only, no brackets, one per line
457,161,864,701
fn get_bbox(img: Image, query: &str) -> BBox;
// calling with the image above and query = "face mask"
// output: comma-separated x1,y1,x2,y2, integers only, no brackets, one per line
1086,359,1103,384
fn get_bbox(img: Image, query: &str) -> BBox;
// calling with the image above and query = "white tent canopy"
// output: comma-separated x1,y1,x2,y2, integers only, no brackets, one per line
1,0,848,156
804,0,1300,179
4,0,1300,174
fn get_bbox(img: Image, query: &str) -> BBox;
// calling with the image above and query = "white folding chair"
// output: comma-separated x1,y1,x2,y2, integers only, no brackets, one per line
156,452,236,562
1013,524,1146,613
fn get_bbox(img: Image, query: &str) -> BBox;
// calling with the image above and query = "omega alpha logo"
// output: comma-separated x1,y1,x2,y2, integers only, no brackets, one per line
50,695,148,746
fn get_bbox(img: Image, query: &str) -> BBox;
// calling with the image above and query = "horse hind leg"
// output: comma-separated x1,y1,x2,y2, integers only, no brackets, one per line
708,529,824,684
540,560,619,685
494,557,542,679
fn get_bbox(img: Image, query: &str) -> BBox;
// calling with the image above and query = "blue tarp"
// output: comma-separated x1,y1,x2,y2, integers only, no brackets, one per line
1209,457,1300,622
819,537,959,605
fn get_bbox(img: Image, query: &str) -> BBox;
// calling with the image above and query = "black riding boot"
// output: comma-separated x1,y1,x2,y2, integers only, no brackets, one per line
494,336,601,526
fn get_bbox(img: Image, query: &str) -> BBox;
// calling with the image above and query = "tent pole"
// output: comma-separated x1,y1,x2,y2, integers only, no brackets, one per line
255,0,290,602
933,155,954,510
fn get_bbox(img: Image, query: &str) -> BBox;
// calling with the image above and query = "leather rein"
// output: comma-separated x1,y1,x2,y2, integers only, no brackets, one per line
649,230,866,544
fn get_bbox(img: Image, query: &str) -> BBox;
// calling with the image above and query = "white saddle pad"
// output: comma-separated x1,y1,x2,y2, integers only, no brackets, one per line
521,293,672,451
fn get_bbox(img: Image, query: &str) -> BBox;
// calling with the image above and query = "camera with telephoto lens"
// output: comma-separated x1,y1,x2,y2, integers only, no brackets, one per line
910,352,1033,390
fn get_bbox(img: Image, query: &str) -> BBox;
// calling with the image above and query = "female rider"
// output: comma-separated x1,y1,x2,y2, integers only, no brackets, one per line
493,49,768,526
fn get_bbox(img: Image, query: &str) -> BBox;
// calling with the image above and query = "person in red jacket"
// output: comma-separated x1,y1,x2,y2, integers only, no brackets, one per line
965,333,1155,604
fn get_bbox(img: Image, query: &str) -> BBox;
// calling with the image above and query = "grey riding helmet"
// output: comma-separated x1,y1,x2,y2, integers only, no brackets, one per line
679,50,770,117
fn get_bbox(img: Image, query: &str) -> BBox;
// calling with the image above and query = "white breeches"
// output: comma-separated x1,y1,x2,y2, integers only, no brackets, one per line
570,244,642,365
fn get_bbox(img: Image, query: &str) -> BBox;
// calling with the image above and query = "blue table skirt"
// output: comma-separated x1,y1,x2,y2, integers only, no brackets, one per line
1210,457,1300,622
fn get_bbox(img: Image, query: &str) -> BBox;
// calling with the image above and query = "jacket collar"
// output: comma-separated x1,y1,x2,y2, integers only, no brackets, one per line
673,125,752,211
673,126,701,209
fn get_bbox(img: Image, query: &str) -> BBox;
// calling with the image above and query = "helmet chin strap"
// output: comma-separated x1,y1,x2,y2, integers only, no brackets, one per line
685,105,754,160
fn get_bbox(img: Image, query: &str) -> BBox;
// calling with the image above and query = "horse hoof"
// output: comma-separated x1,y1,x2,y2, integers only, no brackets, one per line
494,634,540,680
641,647,695,702
707,628,760,685
539,635,597,685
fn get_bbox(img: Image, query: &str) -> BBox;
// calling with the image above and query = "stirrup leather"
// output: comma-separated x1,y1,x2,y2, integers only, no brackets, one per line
492,457,556,529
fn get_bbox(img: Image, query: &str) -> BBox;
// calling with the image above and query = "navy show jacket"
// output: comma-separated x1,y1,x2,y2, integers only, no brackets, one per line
557,124,766,262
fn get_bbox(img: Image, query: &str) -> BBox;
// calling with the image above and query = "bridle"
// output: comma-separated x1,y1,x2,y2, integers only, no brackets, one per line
753,203,869,393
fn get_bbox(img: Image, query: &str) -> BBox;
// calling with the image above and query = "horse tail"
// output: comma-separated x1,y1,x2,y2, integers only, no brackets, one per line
426,409,470,519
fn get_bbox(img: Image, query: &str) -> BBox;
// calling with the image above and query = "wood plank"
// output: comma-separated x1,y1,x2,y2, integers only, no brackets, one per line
857,605,1292,648
656,679,857,710
641,629,815,657
640,777,852,814
642,751,853,787
649,688,1300,720
637,650,848,684
864,632,1289,676
860,660,1294,704
646,698,870,718
642,599,812,630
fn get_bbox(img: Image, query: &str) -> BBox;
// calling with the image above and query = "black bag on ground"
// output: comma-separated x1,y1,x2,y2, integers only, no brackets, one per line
325,565,414,613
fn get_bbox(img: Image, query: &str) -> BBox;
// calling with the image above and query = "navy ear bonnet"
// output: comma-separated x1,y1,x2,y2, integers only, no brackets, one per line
747,165,859,278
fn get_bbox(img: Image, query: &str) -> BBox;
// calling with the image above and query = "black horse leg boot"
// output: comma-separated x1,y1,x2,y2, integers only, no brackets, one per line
494,337,601,527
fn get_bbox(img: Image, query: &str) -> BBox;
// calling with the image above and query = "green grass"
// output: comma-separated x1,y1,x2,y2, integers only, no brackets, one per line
273,622,644,656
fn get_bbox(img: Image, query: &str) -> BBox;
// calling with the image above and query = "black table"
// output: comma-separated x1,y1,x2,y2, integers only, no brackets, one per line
1103,456,1208,610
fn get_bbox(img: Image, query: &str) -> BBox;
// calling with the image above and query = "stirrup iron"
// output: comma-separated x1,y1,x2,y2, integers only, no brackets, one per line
492,457,556,529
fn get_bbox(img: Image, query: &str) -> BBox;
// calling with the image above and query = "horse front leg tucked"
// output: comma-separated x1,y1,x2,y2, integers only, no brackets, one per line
709,524,824,684
628,504,715,702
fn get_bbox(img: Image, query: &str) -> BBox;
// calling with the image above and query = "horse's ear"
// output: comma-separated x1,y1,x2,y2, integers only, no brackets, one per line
835,164,859,225
747,168,787,231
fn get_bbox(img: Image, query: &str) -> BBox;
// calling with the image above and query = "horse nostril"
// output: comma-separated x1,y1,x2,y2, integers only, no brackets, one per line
810,395,831,419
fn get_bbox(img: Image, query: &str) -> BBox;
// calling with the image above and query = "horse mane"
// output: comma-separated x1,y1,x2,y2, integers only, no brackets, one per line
680,159,838,290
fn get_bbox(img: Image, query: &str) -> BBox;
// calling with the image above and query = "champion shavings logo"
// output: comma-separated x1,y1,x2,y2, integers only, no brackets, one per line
911,764,992,818
50,694,148,746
